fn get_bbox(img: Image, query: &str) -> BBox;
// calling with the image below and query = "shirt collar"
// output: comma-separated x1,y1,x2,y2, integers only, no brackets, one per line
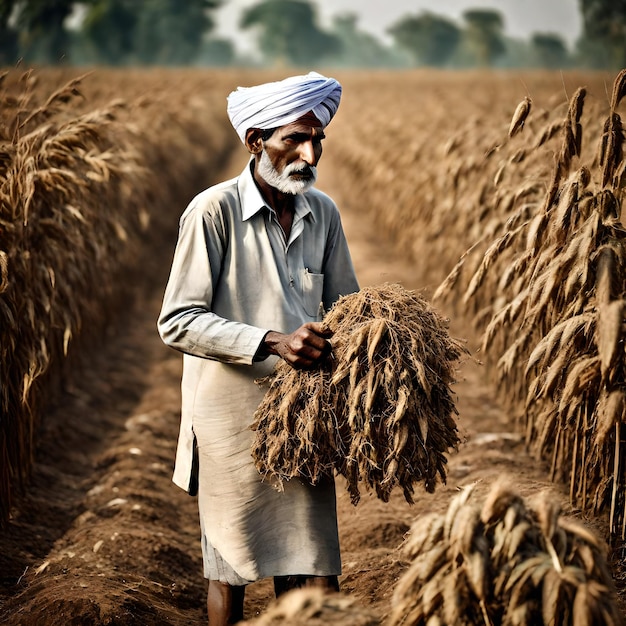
238,158,315,223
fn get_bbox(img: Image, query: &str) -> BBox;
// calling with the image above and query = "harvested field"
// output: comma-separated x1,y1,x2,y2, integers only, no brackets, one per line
0,67,625,624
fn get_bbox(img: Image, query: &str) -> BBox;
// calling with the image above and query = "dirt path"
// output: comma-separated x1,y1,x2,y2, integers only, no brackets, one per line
0,153,621,625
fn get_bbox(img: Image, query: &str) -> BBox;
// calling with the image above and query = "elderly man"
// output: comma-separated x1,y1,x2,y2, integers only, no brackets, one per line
157,72,359,625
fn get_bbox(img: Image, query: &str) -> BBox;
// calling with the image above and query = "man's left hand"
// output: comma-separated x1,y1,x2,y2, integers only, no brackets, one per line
260,322,332,369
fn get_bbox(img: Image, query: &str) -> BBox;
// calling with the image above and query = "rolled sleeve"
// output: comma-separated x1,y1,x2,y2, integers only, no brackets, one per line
157,195,270,365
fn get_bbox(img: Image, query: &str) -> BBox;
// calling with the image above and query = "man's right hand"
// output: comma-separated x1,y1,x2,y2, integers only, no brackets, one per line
260,322,333,369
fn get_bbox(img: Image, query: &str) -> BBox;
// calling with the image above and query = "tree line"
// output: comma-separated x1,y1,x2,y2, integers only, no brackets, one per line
0,0,624,69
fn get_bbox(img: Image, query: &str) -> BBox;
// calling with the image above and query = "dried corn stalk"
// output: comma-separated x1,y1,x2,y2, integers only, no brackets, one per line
389,481,623,626
434,70,626,542
252,283,467,505
0,67,235,525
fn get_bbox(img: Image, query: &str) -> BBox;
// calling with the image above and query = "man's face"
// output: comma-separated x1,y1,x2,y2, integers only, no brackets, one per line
258,112,325,195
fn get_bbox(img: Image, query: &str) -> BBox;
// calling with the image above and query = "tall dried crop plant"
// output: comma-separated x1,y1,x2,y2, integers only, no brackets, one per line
435,69,626,543
389,481,623,626
0,67,236,524
251,283,467,505
0,71,148,524
324,71,576,292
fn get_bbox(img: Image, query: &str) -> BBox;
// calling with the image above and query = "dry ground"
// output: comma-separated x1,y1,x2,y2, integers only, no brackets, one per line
0,151,623,625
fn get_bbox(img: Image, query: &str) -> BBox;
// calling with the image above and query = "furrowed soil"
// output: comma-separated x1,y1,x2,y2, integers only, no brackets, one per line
0,148,624,626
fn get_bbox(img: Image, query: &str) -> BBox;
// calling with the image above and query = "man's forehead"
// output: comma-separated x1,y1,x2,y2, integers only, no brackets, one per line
281,111,324,132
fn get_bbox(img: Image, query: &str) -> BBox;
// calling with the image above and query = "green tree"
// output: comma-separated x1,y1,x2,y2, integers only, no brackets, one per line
197,37,235,66
79,0,221,65
462,8,505,67
579,0,626,68
387,12,460,67
0,0,19,65
134,0,220,65
531,33,570,68
240,0,340,67
14,0,75,64
330,13,404,68
81,0,137,65
497,37,535,69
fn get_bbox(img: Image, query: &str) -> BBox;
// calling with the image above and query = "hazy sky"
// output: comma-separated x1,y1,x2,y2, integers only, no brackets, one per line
215,0,583,54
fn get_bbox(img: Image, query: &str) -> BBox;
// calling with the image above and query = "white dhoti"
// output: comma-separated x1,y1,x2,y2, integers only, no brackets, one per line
189,357,341,584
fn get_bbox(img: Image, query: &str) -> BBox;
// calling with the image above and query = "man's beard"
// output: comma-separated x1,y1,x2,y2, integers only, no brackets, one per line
257,150,317,195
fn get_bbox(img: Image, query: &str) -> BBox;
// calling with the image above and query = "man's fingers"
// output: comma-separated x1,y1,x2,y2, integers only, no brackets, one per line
283,338,331,369
297,337,330,360
303,333,329,353
271,323,334,369
304,321,333,339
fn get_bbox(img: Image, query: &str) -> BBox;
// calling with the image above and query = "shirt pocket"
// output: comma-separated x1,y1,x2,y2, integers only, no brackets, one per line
301,268,325,319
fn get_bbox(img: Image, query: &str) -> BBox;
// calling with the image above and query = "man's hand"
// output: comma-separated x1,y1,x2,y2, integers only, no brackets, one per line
261,322,333,369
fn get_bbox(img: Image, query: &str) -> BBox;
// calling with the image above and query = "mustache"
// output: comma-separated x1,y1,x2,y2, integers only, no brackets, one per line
284,162,317,178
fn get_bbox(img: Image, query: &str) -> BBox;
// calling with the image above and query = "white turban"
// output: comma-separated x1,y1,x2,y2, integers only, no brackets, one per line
226,71,342,144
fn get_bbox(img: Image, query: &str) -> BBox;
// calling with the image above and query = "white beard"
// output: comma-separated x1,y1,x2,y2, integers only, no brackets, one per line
257,150,317,195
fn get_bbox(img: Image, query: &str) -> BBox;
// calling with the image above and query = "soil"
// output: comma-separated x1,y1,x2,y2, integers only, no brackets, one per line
0,151,624,625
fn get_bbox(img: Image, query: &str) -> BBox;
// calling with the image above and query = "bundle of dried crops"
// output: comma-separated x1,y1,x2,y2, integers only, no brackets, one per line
239,588,380,626
434,70,626,542
251,283,467,505
389,481,623,626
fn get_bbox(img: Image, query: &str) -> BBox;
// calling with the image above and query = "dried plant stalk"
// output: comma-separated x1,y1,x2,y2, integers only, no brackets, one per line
509,96,532,138
433,70,626,543
389,482,623,626
0,67,235,525
251,283,467,505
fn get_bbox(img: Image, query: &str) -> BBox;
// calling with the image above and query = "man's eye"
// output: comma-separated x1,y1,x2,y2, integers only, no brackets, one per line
283,133,325,144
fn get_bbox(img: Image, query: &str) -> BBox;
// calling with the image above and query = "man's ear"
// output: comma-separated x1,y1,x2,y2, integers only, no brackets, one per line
245,128,264,154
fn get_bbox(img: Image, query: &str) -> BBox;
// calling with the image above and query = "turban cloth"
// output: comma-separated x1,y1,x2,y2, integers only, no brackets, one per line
226,71,342,144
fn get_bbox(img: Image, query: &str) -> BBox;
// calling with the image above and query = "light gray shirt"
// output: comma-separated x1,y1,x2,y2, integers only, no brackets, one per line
157,158,359,581
157,158,359,492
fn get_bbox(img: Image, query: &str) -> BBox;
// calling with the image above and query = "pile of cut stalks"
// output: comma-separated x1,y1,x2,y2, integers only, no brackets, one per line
389,482,623,626
251,283,468,505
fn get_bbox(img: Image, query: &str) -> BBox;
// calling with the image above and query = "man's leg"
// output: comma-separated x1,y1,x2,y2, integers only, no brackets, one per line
207,581,245,625
273,575,339,597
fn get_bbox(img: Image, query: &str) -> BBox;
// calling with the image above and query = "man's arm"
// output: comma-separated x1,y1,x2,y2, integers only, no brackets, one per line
157,199,269,365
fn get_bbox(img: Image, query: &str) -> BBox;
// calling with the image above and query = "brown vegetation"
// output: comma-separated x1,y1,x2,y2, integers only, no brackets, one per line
433,70,626,544
389,481,623,625
0,67,235,523
252,283,467,505
326,69,626,546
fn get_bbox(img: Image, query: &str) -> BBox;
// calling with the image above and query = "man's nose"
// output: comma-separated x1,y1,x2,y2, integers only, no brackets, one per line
299,140,320,166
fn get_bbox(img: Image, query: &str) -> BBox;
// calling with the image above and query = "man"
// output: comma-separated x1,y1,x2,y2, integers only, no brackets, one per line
157,72,359,625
